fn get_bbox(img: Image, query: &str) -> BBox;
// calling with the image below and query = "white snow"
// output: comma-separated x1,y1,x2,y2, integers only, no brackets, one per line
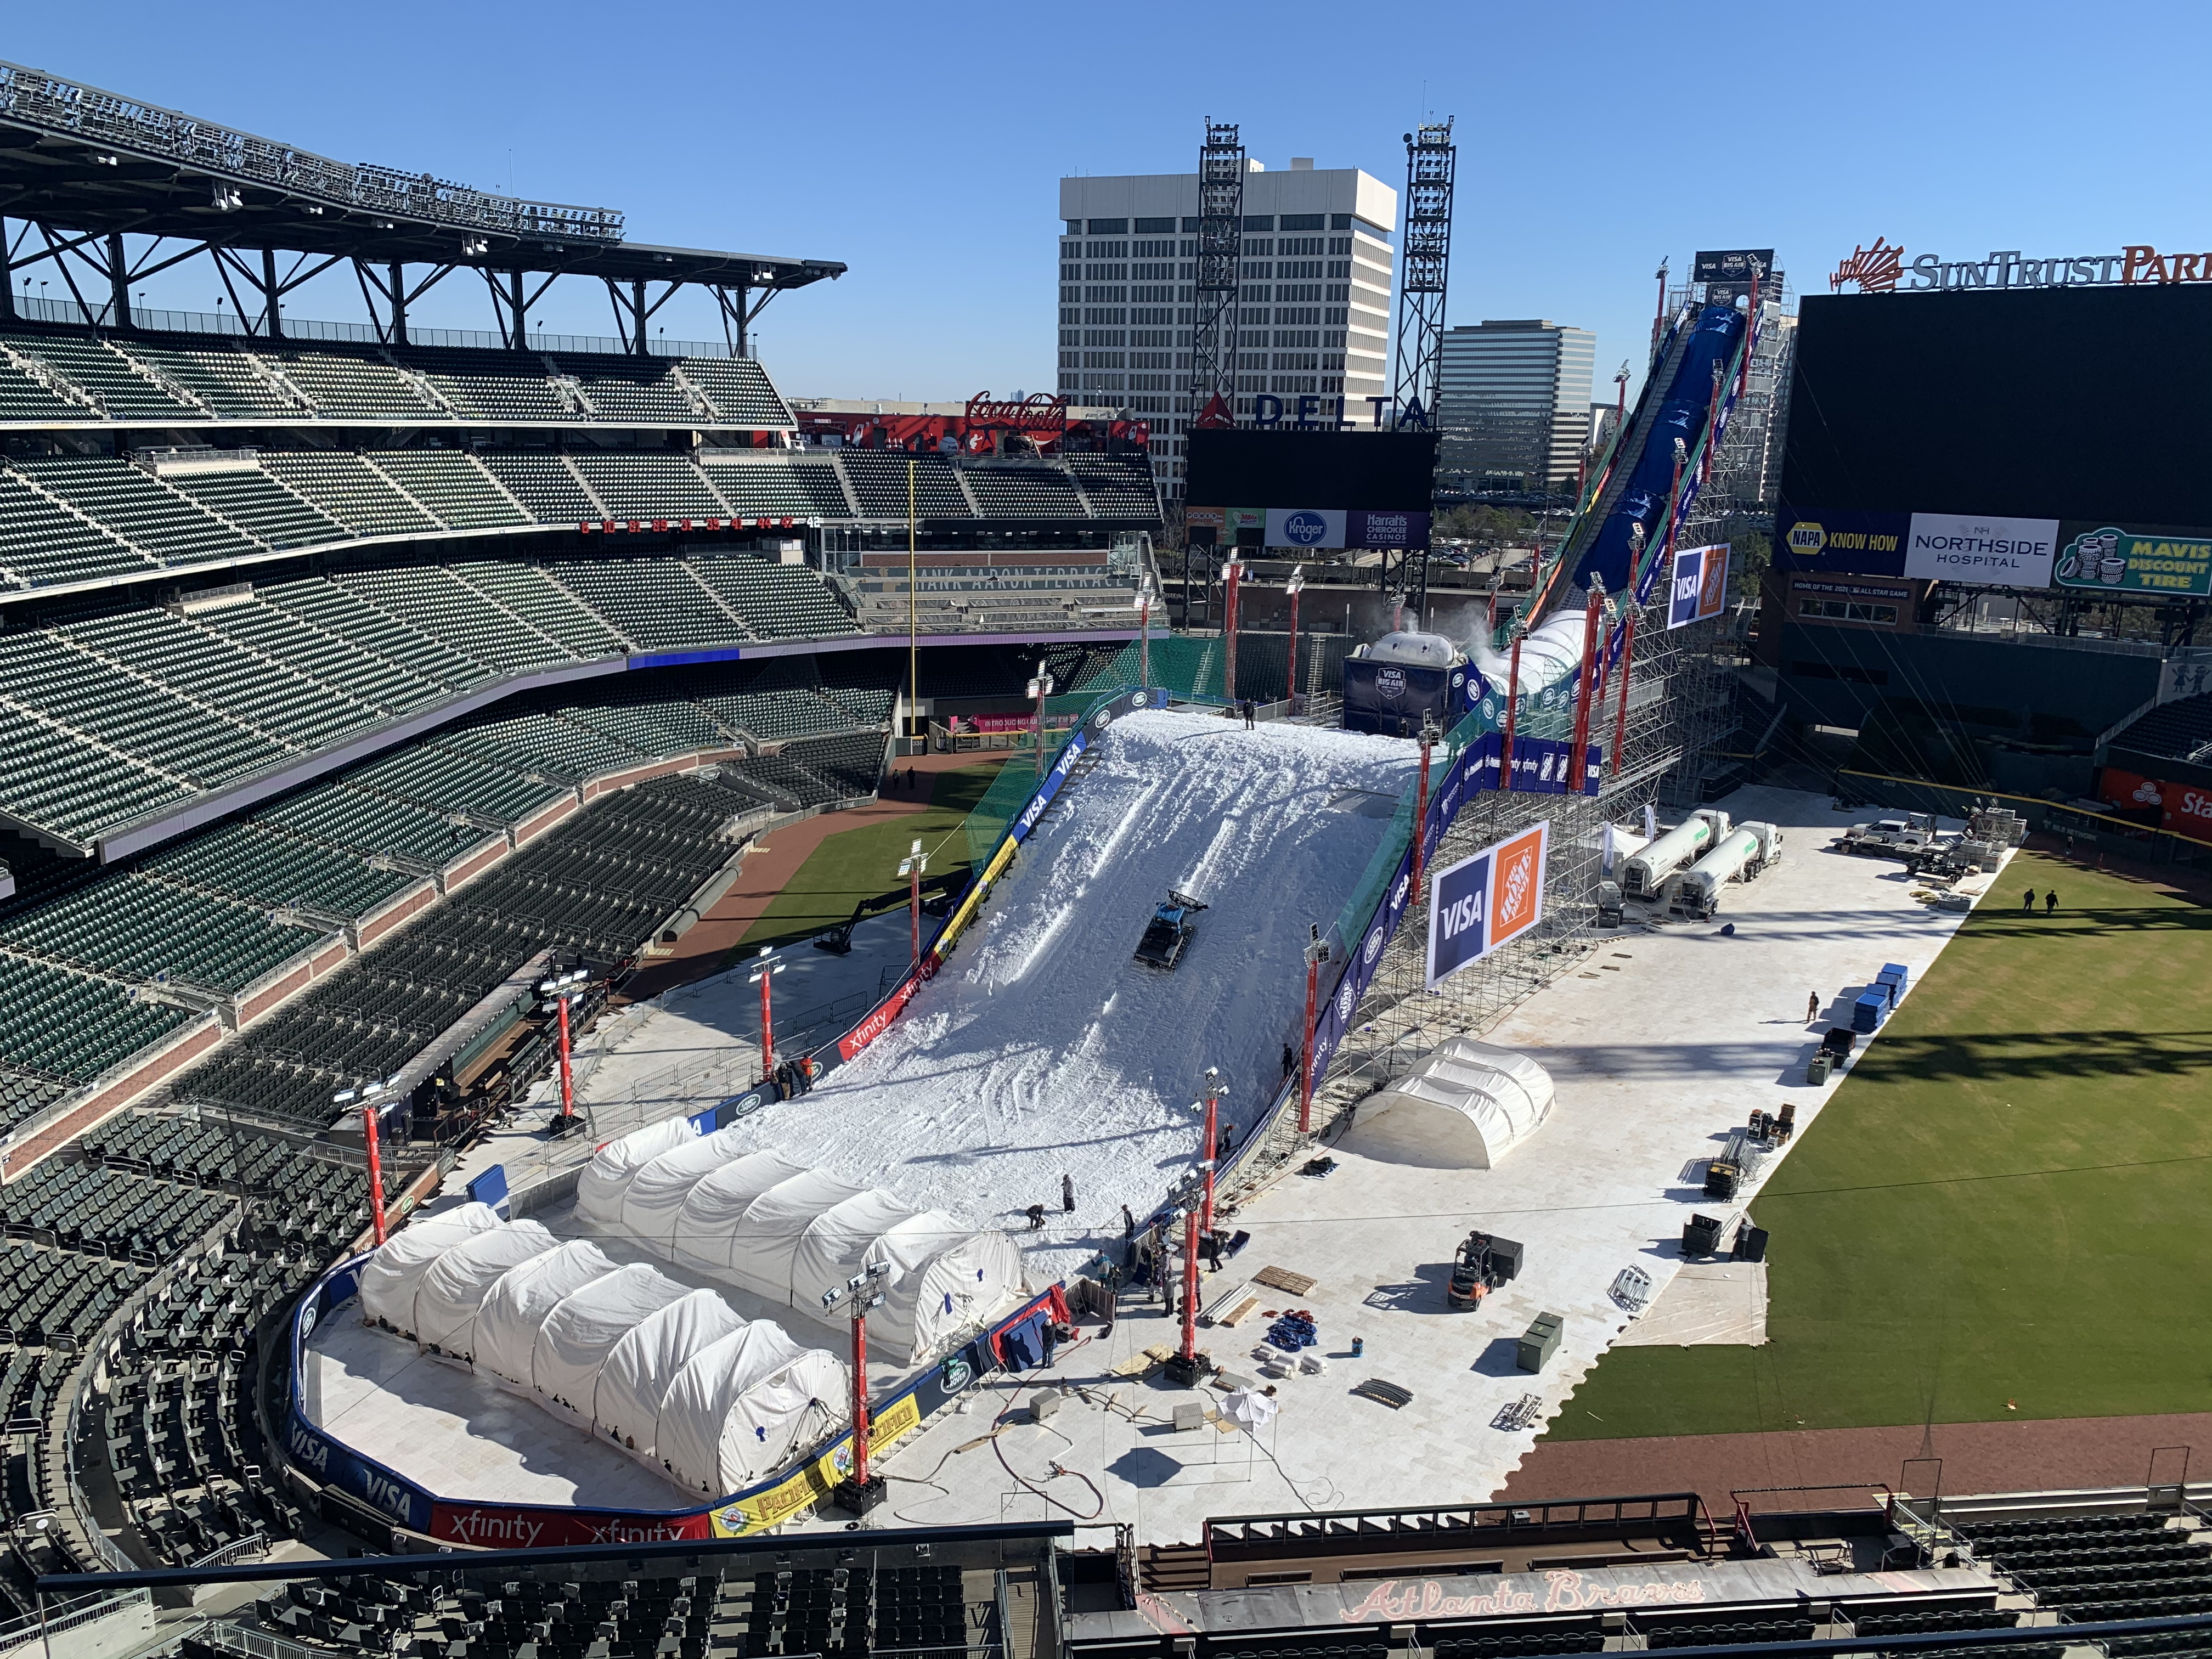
575,709,1415,1290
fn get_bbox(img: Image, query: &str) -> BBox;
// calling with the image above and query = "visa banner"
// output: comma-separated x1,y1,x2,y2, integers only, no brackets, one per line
1667,542,1731,629
1426,821,1550,988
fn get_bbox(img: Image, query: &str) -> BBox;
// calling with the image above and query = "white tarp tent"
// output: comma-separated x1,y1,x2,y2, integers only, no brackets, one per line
656,1322,850,1497
620,1128,759,1259
670,1151,810,1277
477,1239,620,1386
574,1117,699,1231
592,1289,746,1457
529,1263,690,1425
411,1220,558,1358
1357,1037,1555,1169
725,1170,868,1305
358,1203,502,1334
870,1226,1026,1362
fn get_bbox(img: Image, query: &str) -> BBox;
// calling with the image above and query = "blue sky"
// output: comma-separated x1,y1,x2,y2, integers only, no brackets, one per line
9,3,2210,403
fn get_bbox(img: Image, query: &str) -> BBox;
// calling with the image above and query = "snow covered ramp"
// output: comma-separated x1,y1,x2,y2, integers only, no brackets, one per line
713,708,1416,1286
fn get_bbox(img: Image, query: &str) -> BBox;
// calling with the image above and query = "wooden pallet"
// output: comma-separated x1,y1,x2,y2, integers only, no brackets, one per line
1252,1264,1316,1296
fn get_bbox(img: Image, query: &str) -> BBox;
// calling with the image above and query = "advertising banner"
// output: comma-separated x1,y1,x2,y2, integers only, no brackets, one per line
1667,543,1731,628
1264,507,1348,550
2055,524,2212,597
1425,821,1550,988
2097,766,2212,844
432,1501,713,1549
1904,512,2059,588
1504,737,1600,795
1694,248,1775,285
1348,509,1432,549
1775,510,1911,577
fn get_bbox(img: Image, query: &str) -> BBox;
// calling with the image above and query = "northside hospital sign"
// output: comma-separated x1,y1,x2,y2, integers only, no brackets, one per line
1829,239,2212,292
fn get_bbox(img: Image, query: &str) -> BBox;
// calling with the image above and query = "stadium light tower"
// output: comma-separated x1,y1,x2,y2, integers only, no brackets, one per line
898,837,928,968
1187,121,1246,430
332,1079,395,1245
822,1261,891,1516
1388,120,1455,432
1284,566,1306,714
538,966,590,1136
1162,1168,1210,1387
1025,661,1056,780
749,947,788,1084
1413,712,1442,890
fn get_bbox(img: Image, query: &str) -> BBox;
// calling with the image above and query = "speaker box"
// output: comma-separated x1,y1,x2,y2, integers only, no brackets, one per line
1733,1225,1769,1264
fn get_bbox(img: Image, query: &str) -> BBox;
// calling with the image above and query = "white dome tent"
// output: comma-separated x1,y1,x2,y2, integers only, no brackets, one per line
1358,1037,1556,1169
411,1220,559,1358
528,1263,690,1426
475,1239,621,1387
352,1219,851,1500
573,1117,699,1231
592,1289,746,1458
655,1322,850,1496
357,1202,501,1335
565,1136,1029,1365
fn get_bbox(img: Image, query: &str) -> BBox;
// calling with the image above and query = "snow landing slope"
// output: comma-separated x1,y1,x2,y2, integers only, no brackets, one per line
716,709,1416,1286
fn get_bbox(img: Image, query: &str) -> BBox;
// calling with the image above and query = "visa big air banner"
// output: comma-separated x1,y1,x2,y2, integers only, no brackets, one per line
2054,523,2212,597
1668,543,1732,629
1425,821,1550,989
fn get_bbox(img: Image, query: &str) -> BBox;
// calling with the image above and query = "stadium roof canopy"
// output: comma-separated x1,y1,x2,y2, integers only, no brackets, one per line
0,60,843,351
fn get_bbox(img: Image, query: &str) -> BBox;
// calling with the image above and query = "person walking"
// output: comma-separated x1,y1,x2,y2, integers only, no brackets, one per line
2022,887,2036,913
1121,1204,1136,1239
1201,1231,1223,1272
1060,1172,1075,1214
2045,888,2059,915
1243,698,1256,731
1805,991,1820,1023
1280,1041,1296,1082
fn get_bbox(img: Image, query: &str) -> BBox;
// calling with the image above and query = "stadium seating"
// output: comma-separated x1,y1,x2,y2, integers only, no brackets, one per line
396,348,573,422
0,872,325,992
0,469,157,588
13,455,255,566
2110,691,2212,765
547,556,750,650
681,356,797,426
447,558,631,655
568,452,727,521
0,342,95,420
262,347,444,421
962,462,1089,518
5,334,196,419
1955,1512,2212,1623
565,358,703,424
108,340,307,420
262,451,442,539
703,454,854,518
690,554,859,638
369,449,532,529
166,466,348,548
837,450,974,519
332,563,575,673
139,819,415,920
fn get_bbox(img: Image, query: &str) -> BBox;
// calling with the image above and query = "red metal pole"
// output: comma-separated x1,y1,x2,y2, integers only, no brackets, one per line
759,969,774,1082
1610,611,1639,778
1200,1088,1218,1234
1299,952,1319,1135
363,1099,388,1247
1286,586,1301,714
850,1309,871,1487
1224,560,1242,702
1500,633,1525,791
1412,727,1434,890
909,863,921,967
1033,681,1047,781
1568,585,1604,787
555,994,575,1124
1178,1207,1200,1363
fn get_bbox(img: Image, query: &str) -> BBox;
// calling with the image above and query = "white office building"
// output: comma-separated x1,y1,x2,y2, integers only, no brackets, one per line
1057,160,1397,500
1437,320,1597,492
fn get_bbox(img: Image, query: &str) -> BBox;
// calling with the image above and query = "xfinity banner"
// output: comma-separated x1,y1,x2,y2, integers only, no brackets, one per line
1904,512,2058,588
1667,543,1731,628
1426,821,1550,989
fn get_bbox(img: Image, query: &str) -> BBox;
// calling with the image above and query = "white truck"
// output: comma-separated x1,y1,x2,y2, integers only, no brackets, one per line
1674,822,1784,917
1623,809,1730,900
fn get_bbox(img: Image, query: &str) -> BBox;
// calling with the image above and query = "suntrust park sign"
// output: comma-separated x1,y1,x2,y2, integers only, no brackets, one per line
1831,238,2212,293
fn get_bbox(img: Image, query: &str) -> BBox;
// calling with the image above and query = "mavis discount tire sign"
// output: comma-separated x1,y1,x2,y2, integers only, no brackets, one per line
1425,821,1550,988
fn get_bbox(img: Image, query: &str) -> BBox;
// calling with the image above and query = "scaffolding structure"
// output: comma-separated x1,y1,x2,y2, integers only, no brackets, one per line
1186,121,1246,425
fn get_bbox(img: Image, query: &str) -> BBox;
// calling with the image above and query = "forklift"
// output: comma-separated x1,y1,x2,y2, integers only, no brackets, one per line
1447,1229,1524,1310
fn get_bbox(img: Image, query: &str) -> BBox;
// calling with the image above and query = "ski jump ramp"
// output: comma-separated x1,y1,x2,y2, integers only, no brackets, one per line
593,709,1416,1289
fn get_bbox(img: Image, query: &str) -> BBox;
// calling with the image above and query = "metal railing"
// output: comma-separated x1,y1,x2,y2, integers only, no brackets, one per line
0,1589,152,1656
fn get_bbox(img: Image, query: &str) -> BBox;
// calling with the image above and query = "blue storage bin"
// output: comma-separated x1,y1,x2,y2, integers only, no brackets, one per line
1852,992,1886,1032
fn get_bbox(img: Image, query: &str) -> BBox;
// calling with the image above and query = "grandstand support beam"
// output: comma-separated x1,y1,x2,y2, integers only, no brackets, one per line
0,222,12,320
105,233,129,329
604,277,686,356
261,246,282,337
35,219,101,326
712,283,778,360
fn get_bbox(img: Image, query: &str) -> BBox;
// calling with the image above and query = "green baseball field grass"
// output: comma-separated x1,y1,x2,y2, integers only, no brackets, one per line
733,760,1006,952
1549,849,2212,1440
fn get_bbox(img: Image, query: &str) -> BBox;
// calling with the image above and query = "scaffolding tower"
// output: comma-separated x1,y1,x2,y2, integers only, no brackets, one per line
1187,121,1246,427
1388,119,1456,430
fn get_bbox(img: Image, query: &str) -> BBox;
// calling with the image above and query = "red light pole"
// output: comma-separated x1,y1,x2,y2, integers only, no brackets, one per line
826,1262,890,1515
1611,524,1647,779
1026,661,1056,781
1500,627,1526,791
748,947,786,1083
1197,1065,1222,1233
537,965,589,1135
1412,712,1440,891
1299,925,1329,1135
334,1079,394,1245
1134,574,1156,691
1284,565,1305,713
1568,578,1605,792
1222,557,1244,702
898,838,927,968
